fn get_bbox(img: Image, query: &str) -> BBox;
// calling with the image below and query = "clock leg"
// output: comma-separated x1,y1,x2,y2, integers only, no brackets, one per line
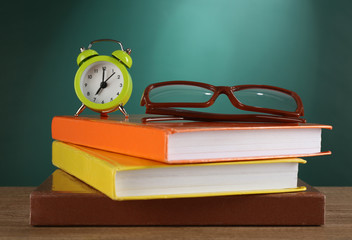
118,105,129,118
100,112,109,118
74,103,86,117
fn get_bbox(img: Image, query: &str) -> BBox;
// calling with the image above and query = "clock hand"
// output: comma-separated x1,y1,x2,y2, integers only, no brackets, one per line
95,72,116,95
102,67,106,83
103,72,115,83
95,85,104,95
95,67,107,95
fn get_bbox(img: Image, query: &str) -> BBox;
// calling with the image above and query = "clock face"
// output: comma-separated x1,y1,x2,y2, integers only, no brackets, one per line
80,61,124,104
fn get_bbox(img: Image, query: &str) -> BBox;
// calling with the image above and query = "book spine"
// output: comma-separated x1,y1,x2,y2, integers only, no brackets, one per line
52,141,117,199
51,116,168,162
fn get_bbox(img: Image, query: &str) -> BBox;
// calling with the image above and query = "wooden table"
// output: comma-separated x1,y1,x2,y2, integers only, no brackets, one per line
0,187,351,239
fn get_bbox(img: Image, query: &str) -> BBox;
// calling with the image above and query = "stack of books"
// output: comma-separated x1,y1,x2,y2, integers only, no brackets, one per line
30,115,332,226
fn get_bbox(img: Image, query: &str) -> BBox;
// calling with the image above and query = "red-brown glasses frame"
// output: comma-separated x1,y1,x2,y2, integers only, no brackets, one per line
140,81,305,123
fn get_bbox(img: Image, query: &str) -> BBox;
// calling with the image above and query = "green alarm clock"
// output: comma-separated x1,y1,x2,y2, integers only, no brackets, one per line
74,39,133,118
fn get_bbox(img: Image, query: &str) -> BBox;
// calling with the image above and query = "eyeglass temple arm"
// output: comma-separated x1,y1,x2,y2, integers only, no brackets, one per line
145,107,306,123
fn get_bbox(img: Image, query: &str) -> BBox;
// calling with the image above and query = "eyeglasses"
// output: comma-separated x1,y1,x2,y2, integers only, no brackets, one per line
140,81,306,123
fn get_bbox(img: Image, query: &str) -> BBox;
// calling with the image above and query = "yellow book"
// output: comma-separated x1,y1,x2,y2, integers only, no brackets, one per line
52,141,307,200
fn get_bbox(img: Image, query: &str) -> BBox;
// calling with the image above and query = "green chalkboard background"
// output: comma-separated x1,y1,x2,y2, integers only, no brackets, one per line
1,0,351,186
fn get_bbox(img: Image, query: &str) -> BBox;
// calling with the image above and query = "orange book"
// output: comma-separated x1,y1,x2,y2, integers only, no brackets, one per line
51,115,332,164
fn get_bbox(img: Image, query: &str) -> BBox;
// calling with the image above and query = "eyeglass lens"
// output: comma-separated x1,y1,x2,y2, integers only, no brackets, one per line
149,85,213,103
232,88,297,112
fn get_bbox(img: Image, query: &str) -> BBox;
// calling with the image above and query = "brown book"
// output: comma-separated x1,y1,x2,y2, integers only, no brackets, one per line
30,170,325,226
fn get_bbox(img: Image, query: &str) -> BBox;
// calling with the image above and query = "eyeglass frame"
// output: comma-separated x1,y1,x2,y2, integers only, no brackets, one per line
140,81,305,123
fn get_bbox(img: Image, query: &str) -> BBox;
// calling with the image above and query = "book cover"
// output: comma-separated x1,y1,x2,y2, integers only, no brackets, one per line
30,170,325,226
52,141,306,201
51,115,332,164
